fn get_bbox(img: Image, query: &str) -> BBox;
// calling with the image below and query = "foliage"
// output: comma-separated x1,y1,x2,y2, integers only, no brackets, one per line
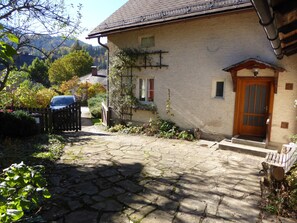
0,134,65,169
286,164,297,213
0,70,30,107
27,58,50,87
108,124,126,133
58,76,80,95
87,93,106,118
48,50,93,84
1,0,82,58
0,162,51,223
110,48,146,122
261,164,297,219
178,130,195,141
108,118,195,141
290,135,297,143
59,76,106,104
36,88,58,108
0,27,19,91
0,110,38,137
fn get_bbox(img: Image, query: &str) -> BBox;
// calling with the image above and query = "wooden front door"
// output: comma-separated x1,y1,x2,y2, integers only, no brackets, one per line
234,78,274,138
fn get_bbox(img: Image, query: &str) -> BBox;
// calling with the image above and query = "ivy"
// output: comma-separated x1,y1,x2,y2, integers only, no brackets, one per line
110,48,151,122
0,162,51,222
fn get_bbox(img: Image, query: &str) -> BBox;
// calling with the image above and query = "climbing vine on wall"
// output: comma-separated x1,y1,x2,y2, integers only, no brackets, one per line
109,48,151,122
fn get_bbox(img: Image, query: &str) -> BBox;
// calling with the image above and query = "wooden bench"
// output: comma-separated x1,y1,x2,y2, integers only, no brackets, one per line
262,143,297,181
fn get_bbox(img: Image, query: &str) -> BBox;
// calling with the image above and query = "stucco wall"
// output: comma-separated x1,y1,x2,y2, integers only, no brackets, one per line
107,10,297,144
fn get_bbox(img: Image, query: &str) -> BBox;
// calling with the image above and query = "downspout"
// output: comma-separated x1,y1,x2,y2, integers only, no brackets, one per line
251,0,283,59
98,36,110,107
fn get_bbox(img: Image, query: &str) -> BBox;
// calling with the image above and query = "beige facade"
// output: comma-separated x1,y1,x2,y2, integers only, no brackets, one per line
107,10,297,146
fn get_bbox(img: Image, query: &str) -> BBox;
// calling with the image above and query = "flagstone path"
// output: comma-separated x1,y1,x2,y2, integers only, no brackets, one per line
41,107,270,223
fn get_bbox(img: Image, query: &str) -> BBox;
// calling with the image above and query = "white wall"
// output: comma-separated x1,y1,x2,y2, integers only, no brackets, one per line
107,10,297,144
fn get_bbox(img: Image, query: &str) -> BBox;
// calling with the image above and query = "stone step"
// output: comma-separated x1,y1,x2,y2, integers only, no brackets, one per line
231,136,266,148
218,139,277,157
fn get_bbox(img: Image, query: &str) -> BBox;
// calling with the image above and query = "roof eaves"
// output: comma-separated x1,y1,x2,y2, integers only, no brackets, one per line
88,1,252,38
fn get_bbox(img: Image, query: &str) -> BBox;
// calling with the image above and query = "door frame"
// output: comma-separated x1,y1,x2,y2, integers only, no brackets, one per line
233,77,275,140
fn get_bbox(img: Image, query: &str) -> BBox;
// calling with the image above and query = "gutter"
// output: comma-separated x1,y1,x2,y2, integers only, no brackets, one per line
97,37,110,108
251,0,283,59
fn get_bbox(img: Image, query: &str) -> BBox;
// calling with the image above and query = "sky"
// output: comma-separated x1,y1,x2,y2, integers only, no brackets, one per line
66,0,128,45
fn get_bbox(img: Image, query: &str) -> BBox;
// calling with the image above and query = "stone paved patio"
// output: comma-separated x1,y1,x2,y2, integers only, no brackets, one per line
41,108,268,222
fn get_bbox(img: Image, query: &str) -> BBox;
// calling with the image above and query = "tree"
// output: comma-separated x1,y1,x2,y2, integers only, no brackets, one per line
70,40,82,52
1,0,82,57
28,58,50,87
0,70,29,107
0,0,82,91
0,27,18,91
48,50,93,84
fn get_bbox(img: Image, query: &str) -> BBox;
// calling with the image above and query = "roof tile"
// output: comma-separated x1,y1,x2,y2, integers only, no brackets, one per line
88,0,252,37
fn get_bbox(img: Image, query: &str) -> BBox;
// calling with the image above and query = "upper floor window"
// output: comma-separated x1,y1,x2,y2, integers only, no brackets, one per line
140,36,155,48
139,78,154,102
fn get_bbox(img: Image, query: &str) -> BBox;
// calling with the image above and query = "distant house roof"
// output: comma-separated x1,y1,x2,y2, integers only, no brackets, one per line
79,70,107,87
88,0,252,37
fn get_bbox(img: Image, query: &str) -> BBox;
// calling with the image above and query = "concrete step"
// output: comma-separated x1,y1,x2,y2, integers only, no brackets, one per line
218,139,277,157
232,136,266,148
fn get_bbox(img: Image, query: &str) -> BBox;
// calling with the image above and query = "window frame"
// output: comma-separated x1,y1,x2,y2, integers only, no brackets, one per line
140,35,155,48
211,79,225,99
137,77,155,103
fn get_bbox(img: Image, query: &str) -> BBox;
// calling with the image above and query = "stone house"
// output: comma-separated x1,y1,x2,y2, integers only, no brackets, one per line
88,0,297,148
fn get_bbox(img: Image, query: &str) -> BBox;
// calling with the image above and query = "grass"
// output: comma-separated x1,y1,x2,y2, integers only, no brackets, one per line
91,118,102,125
0,134,66,171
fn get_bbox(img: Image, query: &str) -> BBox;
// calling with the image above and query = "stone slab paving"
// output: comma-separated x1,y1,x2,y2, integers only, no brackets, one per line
41,118,274,222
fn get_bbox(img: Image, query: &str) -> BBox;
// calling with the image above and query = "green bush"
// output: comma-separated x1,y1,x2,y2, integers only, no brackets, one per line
0,162,51,223
87,94,106,118
0,110,38,137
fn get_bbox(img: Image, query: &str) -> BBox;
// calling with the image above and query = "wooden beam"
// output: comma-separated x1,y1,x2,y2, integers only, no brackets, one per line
283,41,297,55
273,0,297,15
278,20,297,34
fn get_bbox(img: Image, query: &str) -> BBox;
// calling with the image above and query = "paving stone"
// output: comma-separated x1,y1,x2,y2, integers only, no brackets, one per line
173,212,202,223
98,168,119,177
128,204,157,222
141,210,175,223
107,175,124,183
95,178,113,189
99,186,125,197
41,125,277,223
72,182,98,195
65,210,98,223
91,195,105,202
178,198,207,215
156,195,179,214
99,212,130,223
82,195,94,205
117,193,151,210
116,179,143,193
67,200,83,211
92,199,123,211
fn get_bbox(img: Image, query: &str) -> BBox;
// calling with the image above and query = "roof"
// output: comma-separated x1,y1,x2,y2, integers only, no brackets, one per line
88,0,252,37
79,71,107,87
223,58,285,72
251,0,297,58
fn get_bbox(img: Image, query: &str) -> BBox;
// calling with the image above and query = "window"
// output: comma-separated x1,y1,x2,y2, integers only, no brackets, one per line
140,36,155,48
138,78,154,102
211,79,225,98
216,81,224,97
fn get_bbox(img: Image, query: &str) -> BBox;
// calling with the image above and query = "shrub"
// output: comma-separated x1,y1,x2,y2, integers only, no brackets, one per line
178,130,195,141
0,110,38,137
0,162,51,223
87,93,106,118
